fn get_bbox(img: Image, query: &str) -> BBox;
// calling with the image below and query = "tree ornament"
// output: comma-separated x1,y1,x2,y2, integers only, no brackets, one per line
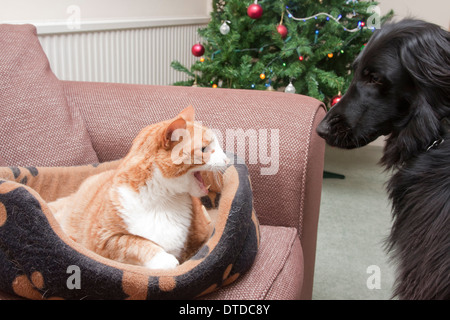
219,21,230,35
284,82,296,94
276,24,288,39
247,1,263,19
191,43,205,57
212,84,218,88
331,92,342,107
259,73,266,80
192,73,198,87
327,53,334,58
299,55,304,61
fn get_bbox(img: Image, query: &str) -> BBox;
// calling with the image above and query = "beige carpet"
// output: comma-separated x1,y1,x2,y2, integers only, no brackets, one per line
313,144,396,300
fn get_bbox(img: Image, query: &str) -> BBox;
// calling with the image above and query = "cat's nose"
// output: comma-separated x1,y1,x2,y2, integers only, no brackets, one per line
225,157,230,165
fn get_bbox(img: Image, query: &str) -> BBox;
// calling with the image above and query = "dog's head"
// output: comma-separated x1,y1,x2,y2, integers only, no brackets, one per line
317,19,450,168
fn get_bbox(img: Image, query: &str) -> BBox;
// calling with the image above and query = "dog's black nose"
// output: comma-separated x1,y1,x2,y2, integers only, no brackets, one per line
316,120,330,139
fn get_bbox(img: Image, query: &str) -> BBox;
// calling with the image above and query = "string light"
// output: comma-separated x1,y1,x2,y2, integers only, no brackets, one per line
286,9,364,33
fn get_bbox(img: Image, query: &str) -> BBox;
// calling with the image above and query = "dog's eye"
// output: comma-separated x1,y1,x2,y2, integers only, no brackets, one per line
369,73,382,85
362,68,382,85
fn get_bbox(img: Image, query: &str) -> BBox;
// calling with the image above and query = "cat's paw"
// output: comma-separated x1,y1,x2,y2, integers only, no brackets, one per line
144,252,179,270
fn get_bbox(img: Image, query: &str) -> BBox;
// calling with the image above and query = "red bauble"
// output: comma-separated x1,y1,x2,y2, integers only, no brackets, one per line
191,43,205,57
247,4,263,19
331,94,342,107
276,24,288,39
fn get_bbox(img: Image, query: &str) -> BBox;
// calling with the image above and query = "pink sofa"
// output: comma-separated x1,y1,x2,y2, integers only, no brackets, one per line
0,24,325,300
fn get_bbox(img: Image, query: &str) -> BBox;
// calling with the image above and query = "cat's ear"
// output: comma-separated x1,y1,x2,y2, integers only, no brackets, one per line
163,118,186,149
179,105,195,122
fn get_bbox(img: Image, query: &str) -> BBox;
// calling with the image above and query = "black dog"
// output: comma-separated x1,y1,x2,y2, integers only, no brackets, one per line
317,19,449,300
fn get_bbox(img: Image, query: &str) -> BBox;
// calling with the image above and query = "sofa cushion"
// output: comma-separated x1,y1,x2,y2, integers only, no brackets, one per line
200,225,304,300
0,24,98,166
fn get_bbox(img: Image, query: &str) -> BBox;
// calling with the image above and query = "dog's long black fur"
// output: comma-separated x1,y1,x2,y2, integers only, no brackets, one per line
317,19,449,300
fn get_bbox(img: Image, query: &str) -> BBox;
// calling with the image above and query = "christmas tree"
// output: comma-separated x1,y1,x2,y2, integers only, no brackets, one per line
171,0,393,106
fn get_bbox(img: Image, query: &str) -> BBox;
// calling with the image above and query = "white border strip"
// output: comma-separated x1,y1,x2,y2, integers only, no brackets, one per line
2,16,210,35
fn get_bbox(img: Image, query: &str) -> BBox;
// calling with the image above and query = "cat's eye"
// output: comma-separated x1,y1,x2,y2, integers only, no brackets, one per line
201,146,207,153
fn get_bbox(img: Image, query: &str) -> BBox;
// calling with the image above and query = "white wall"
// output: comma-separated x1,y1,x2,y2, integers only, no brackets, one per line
0,0,209,23
1,0,210,34
377,0,449,29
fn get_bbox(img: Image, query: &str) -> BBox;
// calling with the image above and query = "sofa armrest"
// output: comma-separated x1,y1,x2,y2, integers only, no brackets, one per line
63,81,325,236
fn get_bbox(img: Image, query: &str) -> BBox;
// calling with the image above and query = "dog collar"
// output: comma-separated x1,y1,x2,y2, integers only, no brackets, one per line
426,117,449,151
426,138,444,152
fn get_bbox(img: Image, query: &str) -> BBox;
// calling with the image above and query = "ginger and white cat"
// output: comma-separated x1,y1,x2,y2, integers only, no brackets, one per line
49,106,229,269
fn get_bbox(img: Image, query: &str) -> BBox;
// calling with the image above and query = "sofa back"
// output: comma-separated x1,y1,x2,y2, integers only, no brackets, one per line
0,24,98,166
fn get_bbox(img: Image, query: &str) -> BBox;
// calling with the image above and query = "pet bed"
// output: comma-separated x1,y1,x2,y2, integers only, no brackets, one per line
0,158,259,299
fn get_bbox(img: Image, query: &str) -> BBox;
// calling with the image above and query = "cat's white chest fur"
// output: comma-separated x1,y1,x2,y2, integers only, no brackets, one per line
116,169,193,259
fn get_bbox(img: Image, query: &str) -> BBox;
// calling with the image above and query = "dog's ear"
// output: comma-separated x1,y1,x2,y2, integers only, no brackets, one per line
381,22,449,170
381,96,441,169
398,23,450,113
